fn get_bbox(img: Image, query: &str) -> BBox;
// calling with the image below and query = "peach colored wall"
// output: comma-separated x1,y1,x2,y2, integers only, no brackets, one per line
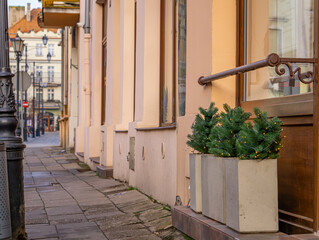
135,0,160,127
113,132,130,182
176,0,213,205
113,0,177,206
117,0,135,130
101,0,121,167
211,0,237,109
84,1,103,162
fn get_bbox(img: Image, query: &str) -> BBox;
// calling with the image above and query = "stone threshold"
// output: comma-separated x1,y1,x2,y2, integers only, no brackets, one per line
89,156,100,164
76,152,84,158
172,206,319,240
96,165,113,179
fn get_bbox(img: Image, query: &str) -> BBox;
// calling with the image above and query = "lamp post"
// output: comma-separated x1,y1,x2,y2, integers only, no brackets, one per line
36,72,41,137
0,1,26,239
41,52,52,135
32,62,35,138
41,81,44,135
23,45,28,142
11,34,24,137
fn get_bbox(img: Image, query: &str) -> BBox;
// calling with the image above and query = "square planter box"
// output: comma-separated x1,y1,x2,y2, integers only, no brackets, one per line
189,154,202,213
201,155,225,223
225,158,278,233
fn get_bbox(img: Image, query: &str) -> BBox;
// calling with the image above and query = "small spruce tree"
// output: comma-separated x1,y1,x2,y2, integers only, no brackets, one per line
208,104,251,157
236,107,283,160
187,102,219,154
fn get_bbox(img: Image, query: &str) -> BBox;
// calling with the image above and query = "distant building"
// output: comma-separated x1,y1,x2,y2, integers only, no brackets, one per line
9,5,25,28
9,5,62,133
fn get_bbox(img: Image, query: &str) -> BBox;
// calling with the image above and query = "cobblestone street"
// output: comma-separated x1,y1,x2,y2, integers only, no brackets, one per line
23,134,185,239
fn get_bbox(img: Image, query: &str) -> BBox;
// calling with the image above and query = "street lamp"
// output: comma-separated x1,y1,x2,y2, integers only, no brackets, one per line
0,1,26,239
47,52,52,63
42,34,48,46
11,34,24,136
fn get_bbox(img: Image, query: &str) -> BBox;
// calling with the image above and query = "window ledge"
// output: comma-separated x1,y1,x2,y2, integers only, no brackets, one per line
136,124,176,131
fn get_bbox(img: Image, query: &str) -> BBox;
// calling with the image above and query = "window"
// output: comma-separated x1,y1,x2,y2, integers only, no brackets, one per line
243,0,314,101
160,0,187,124
48,44,54,56
48,66,54,82
36,66,43,83
22,44,28,56
177,0,186,117
160,0,175,124
101,1,108,125
36,89,42,103
36,44,42,56
11,65,16,73
47,89,54,100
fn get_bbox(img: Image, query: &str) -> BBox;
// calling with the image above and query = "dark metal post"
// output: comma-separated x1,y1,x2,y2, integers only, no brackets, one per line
36,73,40,136
23,46,27,141
16,55,21,137
32,62,35,138
41,85,44,135
0,1,26,239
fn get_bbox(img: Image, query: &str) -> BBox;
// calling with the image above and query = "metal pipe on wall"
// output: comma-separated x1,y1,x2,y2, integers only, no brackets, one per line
84,0,91,34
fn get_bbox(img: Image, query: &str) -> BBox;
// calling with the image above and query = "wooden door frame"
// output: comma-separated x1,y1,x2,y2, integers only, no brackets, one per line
236,0,319,233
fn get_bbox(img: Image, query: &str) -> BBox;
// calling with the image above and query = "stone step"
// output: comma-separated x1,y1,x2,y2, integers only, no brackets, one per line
96,165,113,179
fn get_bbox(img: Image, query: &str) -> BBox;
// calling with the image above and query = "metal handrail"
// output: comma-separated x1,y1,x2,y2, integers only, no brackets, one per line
198,53,317,86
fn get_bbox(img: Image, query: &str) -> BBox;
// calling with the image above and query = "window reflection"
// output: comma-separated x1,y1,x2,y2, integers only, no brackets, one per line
245,0,314,101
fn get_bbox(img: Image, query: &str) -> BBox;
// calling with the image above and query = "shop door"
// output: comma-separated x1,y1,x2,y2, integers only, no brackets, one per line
239,0,318,234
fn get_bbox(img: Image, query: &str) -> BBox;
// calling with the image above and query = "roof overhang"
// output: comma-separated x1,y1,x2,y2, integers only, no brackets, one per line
39,1,80,28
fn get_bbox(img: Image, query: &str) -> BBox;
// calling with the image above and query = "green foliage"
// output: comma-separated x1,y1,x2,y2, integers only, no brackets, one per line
187,102,219,153
208,104,251,157
236,107,283,160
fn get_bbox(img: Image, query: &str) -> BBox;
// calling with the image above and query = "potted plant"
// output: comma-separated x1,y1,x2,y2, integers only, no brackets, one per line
203,104,251,223
187,102,219,213
223,107,282,233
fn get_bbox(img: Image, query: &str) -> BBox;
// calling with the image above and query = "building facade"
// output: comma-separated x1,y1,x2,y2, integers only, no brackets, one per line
40,0,319,235
9,5,62,134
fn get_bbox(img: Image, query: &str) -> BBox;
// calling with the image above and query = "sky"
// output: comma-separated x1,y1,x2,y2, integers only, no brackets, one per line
8,0,42,11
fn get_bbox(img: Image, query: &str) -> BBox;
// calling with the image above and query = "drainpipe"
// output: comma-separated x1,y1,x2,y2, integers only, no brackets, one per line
64,27,68,106
84,0,91,34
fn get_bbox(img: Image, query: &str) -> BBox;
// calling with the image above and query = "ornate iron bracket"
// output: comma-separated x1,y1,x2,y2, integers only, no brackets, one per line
198,53,317,86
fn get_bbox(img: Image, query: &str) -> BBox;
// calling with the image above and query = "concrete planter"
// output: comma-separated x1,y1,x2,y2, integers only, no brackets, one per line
225,158,278,233
201,155,225,223
189,154,202,213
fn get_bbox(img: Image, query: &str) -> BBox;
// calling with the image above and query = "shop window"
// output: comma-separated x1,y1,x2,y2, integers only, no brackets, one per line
244,0,314,101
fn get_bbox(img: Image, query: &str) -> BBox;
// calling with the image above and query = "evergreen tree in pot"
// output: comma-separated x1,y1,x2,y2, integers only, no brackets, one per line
186,102,219,213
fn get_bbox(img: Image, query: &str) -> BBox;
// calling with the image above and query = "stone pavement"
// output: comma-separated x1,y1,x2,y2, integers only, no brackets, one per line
24,146,186,240
25,132,60,148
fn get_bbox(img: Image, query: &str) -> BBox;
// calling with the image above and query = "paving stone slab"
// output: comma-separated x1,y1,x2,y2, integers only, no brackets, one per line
26,224,58,239
113,235,162,240
104,228,152,240
120,200,160,214
138,208,171,223
48,213,87,225
56,222,108,240
46,205,83,216
156,227,186,240
108,190,150,205
96,213,140,231
144,216,173,232
26,208,48,224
